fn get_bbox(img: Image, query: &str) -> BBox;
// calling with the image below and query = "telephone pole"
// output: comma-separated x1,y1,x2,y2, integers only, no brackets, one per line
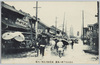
33,1,41,57
95,1,99,23
62,13,65,38
82,10,84,44
33,1,41,39
55,17,57,35
65,20,67,33
97,1,99,23
65,20,67,37
62,13,65,32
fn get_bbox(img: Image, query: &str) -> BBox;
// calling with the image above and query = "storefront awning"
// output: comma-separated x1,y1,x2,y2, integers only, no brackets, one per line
2,31,25,42
2,21,30,31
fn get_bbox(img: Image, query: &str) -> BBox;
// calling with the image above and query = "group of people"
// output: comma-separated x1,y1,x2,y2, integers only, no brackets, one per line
35,34,75,58
50,38,68,56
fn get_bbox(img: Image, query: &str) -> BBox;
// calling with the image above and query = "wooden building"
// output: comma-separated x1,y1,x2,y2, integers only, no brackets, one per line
1,2,52,49
1,2,36,49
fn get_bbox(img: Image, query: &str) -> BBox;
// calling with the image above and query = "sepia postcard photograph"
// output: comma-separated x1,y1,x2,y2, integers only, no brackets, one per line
1,1,99,64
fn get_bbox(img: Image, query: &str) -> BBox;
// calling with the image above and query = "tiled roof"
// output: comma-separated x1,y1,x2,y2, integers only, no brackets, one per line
50,25,61,31
38,21,50,29
1,1,49,29
1,2,25,16
1,1,35,20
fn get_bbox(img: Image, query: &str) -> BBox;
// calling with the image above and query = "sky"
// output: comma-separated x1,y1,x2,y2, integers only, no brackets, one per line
4,1,98,37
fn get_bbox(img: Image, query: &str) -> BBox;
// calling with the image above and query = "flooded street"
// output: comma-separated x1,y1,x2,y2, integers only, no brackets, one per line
1,39,99,64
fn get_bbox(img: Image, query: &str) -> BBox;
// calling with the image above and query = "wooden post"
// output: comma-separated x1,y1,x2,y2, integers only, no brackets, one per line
55,17,57,35
62,13,65,38
82,10,84,44
33,1,41,39
35,1,38,39
33,1,41,57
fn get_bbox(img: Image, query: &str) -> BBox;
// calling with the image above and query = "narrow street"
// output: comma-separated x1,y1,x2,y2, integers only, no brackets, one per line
2,39,99,64
1,1,99,64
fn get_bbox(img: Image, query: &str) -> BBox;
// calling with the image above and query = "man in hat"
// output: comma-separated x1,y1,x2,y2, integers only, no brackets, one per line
38,34,47,57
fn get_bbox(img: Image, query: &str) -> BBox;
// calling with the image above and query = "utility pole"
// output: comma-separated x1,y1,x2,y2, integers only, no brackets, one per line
97,1,99,23
70,25,74,38
33,1,41,57
65,20,67,34
62,13,65,38
33,1,41,39
95,1,99,23
70,26,71,38
55,17,57,35
82,10,84,44
65,20,67,38
62,13,65,32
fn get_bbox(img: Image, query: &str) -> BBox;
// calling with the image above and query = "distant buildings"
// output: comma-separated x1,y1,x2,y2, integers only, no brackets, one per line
50,25,68,39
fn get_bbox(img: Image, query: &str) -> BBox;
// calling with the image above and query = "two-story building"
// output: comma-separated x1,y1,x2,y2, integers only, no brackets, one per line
1,2,52,48
1,2,36,48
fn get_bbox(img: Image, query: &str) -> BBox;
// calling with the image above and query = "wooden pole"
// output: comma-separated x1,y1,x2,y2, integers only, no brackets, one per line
82,10,84,44
62,13,65,38
33,1,41,39
33,1,41,57
97,1,99,23
55,17,57,35
35,1,38,39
